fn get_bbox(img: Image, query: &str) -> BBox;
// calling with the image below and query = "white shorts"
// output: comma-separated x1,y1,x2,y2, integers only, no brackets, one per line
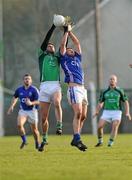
101,110,122,123
67,86,88,105
18,109,38,125
39,81,61,103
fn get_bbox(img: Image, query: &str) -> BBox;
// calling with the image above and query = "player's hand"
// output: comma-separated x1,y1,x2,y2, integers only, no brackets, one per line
68,25,72,32
63,26,68,33
129,64,132,68
7,106,14,115
25,98,33,106
125,113,131,121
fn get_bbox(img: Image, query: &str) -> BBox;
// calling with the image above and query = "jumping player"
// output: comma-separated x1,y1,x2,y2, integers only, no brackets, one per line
60,26,88,151
38,24,62,152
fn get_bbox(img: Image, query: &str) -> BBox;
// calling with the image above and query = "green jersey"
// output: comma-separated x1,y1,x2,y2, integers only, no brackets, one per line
99,87,128,110
38,48,60,82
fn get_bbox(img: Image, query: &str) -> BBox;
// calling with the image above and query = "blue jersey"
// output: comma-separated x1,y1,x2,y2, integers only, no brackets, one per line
60,52,84,85
14,85,39,111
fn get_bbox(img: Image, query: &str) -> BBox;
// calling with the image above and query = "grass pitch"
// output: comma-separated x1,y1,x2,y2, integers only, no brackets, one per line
1,134,132,180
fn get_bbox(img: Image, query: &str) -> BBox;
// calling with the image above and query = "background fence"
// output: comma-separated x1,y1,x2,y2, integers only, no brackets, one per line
4,89,132,135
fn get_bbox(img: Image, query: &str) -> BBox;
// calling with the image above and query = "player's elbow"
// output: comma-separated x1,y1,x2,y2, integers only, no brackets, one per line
61,41,65,48
60,47,65,56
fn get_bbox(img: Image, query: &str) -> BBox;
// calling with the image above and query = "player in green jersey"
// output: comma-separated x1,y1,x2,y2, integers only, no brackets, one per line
38,24,62,152
94,75,131,147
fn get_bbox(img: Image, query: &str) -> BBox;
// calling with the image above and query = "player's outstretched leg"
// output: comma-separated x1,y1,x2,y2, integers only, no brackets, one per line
53,91,63,136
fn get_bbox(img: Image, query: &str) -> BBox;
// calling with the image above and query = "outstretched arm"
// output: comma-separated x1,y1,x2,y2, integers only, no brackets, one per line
40,24,56,51
124,100,131,120
68,31,81,54
60,31,69,55
7,97,18,115
93,102,104,118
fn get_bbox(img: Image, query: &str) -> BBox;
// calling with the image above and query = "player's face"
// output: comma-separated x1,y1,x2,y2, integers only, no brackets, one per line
23,76,32,87
47,44,55,53
66,48,75,56
109,76,117,87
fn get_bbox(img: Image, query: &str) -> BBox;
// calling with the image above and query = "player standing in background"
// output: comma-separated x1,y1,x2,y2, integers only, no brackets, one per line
60,25,88,151
38,24,62,152
93,75,131,147
7,74,40,149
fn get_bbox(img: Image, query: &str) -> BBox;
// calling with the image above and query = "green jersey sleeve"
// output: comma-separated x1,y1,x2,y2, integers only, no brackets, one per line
117,88,128,102
99,90,105,103
38,48,47,57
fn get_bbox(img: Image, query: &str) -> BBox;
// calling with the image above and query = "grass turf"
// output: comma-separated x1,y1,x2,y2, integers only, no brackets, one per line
0,134,132,180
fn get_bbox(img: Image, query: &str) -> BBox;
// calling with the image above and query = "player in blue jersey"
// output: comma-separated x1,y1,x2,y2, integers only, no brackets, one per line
7,74,40,149
60,26,88,151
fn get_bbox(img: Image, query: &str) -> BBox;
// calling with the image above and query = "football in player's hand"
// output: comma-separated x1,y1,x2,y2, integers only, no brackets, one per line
53,14,65,27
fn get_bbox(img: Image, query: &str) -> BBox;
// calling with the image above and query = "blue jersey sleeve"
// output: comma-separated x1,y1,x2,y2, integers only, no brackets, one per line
75,52,81,62
33,88,39,101
14,88,19,98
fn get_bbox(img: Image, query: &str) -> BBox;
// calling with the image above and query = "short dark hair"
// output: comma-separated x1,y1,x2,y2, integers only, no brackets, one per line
23,74,32,79
48,42,54,46
66,47,73,50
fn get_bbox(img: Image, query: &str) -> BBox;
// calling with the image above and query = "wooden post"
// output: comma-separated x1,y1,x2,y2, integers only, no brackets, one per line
0,0,4,136
95,0,103,91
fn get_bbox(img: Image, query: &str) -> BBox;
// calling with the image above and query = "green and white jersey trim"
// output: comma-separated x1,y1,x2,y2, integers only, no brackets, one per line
99,87,128,110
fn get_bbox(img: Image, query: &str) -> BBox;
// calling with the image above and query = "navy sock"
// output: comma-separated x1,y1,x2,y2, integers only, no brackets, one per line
73,133,80,142
21,135,26,143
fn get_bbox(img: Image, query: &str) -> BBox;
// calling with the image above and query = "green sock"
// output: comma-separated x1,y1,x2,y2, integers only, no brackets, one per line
42,133,48,143
108,138,114,145
56,121,62,129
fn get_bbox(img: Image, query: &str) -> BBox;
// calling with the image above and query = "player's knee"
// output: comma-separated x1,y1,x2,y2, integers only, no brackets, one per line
81,114,86,122
42,119,48,126
76,111,82,120
98,124,104,129
54,100,61,108
33,128,39,135
41,114,48,122
113,121,120,128
17,124,22,130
